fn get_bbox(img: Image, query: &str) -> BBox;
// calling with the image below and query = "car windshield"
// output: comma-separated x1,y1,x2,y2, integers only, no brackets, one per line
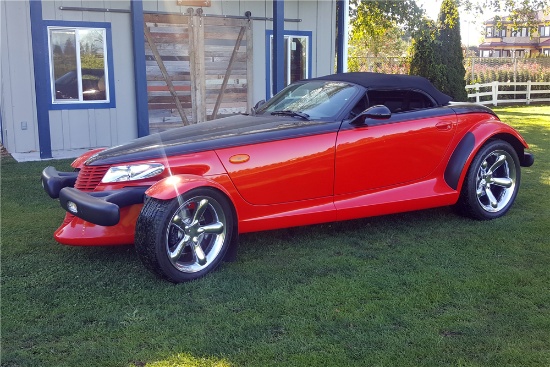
256,81,359,120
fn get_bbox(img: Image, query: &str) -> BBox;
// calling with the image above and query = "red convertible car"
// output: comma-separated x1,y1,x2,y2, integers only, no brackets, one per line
42,72,534,282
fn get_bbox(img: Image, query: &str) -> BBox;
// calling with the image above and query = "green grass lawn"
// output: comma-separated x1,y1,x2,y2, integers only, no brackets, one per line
1,105,549,367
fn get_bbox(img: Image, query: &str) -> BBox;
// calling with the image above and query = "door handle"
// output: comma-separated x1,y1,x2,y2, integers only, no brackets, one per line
436,121,453,131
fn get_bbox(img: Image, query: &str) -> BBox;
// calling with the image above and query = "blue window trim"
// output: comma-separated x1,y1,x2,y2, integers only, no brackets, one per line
43,20,116,110
30,0,52,158
265,30,313,100
0,104,3,145
336,0,345,74
131,0,150,138
272,0,285,96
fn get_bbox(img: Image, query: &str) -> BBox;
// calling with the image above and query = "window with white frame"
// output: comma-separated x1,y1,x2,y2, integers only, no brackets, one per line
510,27,529,37
268,33,310,97
539,26,550,37
543,49,550,56
486,27,494,37
48,26,110,104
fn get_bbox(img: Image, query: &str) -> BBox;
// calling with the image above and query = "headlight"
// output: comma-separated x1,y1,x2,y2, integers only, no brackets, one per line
101,163,165,183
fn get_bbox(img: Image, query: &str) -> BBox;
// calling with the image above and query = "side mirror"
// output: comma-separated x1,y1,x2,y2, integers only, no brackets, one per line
350,105,392,125
251,100,266,115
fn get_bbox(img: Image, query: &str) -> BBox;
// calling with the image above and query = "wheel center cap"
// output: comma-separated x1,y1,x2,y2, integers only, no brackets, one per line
185,221,201,238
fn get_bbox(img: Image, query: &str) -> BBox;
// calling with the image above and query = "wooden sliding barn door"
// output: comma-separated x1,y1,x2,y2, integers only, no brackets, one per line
144,11,253,133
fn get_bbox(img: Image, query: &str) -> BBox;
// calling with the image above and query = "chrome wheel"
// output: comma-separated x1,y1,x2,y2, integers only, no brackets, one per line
475,149,517,213
455,140,521,220
166,196,227,273
135,188,235,283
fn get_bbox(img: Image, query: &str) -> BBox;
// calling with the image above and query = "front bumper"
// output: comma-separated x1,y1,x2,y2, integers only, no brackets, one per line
42,166,147,226
41,166,78,199
520,152,535,167
59,187,148,226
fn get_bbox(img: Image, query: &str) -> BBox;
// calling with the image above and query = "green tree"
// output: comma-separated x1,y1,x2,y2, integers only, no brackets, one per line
409,19,444,87
409,0,467,101
438,0,467,101
349,0,426,34
348,1,425,71
64,37,76,57
52,44,63,55
461,0,549,34
349,18,407,58
348,20,408,72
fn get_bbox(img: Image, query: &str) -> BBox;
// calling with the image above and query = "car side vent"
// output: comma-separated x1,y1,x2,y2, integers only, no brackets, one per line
75,165,110,191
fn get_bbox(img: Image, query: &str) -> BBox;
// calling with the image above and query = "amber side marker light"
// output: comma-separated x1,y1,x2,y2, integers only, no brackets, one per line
229,154,250,164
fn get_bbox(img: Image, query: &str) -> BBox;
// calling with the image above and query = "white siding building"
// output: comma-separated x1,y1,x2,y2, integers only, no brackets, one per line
1,0,346,159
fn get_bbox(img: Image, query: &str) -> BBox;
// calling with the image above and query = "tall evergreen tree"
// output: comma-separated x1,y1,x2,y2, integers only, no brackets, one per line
409,0,467,101
437,0,467,101
409,19,444,88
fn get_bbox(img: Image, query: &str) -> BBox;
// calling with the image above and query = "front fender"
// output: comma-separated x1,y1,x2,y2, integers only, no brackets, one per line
445,120,529,191
71,148,106,169
145,174,232,201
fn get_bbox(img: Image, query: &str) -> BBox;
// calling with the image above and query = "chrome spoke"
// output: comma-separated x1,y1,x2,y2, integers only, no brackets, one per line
199,222,224,235
491,177,513,188
476,177,486,198
485,187,498,208
170,214,187,233
170,221,186,234
169,237,189,260
488,154,506,173
477,186,485,198
192,199,209,224
191,241,207,265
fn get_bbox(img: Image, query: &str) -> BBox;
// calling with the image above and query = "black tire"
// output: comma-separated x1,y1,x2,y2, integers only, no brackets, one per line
135,188,235,283
455,140,521,220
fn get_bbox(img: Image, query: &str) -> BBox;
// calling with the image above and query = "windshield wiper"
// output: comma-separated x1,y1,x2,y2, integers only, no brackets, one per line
270,110,310,120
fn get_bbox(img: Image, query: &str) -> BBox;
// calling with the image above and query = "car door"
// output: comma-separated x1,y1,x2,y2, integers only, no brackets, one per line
334,108,456,195
216,130,337,205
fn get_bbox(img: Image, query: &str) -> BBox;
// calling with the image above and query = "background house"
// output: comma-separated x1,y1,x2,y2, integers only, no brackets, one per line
1,0,347,160
479,10,550,57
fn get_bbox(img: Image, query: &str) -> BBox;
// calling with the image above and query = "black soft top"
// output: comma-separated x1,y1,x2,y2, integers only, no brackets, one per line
312,72,452,106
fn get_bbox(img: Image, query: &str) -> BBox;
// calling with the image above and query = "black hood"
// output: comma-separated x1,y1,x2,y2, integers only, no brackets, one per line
86,114,338,166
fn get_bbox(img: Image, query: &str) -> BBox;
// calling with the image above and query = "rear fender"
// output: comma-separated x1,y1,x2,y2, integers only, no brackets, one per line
445,121,529,192
145,174,232,201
